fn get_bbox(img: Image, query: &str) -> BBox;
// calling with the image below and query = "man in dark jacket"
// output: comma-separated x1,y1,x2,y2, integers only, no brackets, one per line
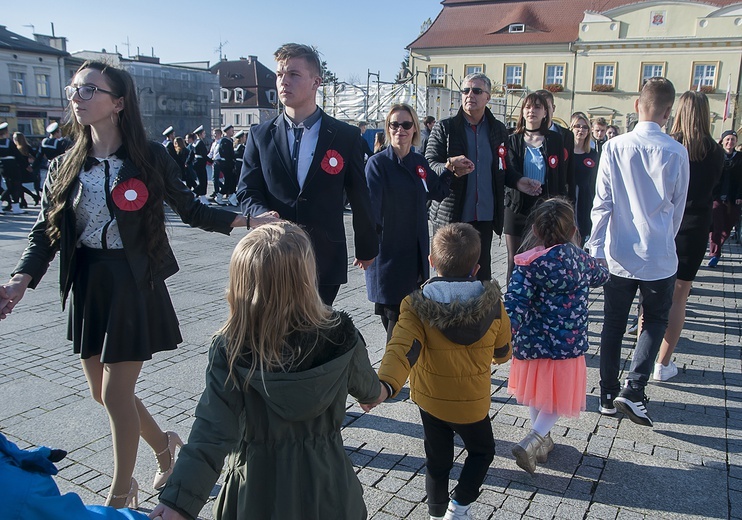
425,73,541,281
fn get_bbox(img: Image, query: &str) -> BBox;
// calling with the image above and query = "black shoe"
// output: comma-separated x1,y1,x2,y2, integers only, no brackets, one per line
614,387,653,427
599,392,617,415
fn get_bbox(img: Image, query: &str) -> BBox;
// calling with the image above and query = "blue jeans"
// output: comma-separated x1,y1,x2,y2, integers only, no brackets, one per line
599,274,675,393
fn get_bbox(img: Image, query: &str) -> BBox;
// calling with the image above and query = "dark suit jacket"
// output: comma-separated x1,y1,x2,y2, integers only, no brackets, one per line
237,110,378,286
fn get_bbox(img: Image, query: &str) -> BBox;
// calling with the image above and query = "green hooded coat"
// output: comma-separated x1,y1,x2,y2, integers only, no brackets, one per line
159,313,379,519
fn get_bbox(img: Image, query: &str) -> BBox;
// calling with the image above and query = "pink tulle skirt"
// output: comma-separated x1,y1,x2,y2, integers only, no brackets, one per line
507,356,587,417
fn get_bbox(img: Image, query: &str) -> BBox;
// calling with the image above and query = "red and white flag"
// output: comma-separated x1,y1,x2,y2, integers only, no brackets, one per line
723,74,731,122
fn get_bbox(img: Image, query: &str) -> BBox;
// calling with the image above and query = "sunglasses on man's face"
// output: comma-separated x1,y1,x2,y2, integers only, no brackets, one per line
389,121,414,130
461,87,488,95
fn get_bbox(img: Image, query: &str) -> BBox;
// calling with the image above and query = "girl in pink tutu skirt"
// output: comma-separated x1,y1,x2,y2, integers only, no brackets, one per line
505,197,609,474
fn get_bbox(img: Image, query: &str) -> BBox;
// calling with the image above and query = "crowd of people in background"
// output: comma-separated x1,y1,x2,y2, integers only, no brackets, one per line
1,44,742,520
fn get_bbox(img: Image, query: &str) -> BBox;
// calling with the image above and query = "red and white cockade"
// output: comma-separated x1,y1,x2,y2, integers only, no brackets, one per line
321,150,344,175
112,178,149,211
548,155,559,168
583,157,596,168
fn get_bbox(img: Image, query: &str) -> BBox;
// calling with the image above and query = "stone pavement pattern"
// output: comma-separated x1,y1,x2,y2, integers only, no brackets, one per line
0,207,740,520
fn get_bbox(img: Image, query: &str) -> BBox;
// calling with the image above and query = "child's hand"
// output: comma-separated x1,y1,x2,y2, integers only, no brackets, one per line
360,381,390,412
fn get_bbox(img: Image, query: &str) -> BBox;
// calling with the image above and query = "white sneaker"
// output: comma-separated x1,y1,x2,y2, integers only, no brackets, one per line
653,361,678,381
215,193,227,205
10,203,25,214
198,195,209,205
228,193,238,206
430,516,444,520
443,500,471,520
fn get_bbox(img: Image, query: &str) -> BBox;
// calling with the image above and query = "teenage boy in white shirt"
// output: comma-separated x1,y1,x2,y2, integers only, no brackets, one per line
587,77,689,427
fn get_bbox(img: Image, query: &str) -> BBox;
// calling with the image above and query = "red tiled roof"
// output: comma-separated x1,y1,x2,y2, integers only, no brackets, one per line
409,0,740,49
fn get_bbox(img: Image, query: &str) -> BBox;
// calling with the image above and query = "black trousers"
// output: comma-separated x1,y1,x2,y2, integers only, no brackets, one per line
420,409,495,517
193,164,208,196
318,284,340,306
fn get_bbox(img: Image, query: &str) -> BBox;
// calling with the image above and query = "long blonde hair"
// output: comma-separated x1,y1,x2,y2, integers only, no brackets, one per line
671,90,712,162
569,114,592,153
218,222,338,388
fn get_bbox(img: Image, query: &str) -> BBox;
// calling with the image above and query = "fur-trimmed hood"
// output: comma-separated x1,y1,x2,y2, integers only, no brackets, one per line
408,279,503,345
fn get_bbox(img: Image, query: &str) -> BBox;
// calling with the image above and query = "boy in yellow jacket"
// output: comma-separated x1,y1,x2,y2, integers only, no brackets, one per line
364,223,511,520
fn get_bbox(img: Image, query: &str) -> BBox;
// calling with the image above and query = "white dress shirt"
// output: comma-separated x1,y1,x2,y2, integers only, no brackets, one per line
586,121,689,281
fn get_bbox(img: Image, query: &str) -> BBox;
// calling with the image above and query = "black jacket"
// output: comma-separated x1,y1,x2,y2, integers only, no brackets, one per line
425,107,520,234
12,142,235,308
505,130,568,215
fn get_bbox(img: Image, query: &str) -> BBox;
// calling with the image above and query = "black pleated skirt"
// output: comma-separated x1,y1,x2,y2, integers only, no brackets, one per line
67,247,182,363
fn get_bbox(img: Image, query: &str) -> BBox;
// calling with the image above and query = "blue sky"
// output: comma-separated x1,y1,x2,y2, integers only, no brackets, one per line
5,1,443,83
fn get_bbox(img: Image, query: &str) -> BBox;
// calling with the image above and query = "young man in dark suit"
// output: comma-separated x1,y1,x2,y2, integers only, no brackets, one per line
237,43,377,305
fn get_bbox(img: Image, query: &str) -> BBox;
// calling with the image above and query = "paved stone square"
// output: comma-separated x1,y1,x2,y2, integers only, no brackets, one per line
0,206,740,519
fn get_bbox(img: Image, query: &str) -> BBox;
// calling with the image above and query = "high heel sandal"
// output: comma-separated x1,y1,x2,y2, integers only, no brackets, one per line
107,477,139,509
152,431,184,490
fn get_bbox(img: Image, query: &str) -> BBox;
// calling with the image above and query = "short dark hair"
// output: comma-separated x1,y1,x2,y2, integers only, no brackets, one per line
592,117,608,127
274,43,322,77
639,77,675,112
430,223,481,278
534,89,554,106
423,116,436,126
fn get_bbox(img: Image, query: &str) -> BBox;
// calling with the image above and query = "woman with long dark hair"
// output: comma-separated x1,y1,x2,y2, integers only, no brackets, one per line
0,61,274,508
504,92,568,280
654,91,724,380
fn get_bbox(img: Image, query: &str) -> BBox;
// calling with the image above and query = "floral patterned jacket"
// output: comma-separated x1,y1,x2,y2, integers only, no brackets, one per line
505,242,609,360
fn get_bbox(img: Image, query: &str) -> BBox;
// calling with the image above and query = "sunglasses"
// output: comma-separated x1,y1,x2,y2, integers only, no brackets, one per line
572,124,589,130
388,121,414,130
461,87,488,95
64,85,118,101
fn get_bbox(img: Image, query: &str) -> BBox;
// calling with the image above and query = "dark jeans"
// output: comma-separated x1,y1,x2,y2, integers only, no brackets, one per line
599,274,675,394
212,162,223,195
318,284,340,306
420,409,494,517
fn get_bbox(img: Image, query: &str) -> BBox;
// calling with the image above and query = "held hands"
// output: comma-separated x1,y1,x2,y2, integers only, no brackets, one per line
149,503,188,520
360,380,390,412
0,274,32,320
448,155,475,177
516,177,542,197
250,211,282,228
353,257,375,270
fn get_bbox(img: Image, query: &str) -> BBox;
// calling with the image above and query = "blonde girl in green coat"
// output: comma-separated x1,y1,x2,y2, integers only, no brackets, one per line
150,222,386,520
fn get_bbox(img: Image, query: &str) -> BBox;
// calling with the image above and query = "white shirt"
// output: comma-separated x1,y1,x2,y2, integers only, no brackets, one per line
586,121,689,281
285,110,321,189
75,157,125,249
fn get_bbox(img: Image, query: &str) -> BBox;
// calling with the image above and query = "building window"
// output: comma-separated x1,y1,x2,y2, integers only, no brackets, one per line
593,63,616,91
246,114,253,125
36,74,50,97
267,89,277,104
234,113,241,126
640,63,665,89
234,88,244,103
220,114,225,126
692,62,717,90
544,64,565,88
220,88,230,103
465,64,483,77
428,66,445,87
509,24,525,33
504,64,523,89
11,72,26,96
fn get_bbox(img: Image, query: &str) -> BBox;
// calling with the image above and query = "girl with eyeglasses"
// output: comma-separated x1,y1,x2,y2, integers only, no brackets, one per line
364,104,464,339
0,61,279,509
504,93,569,282
570,113,599,246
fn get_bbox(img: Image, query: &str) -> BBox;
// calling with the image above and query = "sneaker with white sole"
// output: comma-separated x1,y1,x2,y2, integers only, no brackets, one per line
653,361,678,381
443,500,471,520
614,387,653,427
599,392,617,415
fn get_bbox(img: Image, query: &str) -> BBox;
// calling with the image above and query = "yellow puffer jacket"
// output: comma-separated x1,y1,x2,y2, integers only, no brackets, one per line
378,279,511,424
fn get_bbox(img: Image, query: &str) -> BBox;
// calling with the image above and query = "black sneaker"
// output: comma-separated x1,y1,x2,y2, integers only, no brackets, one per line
614,388,653,427
599,392,616,415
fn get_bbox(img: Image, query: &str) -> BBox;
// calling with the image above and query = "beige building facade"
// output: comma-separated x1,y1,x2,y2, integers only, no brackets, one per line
409,0,742,136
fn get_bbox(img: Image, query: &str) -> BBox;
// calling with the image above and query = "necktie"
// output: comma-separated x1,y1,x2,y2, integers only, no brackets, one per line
292,126,304,178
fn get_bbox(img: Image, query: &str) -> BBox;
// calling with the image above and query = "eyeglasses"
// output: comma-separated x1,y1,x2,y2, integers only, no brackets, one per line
64,85,118,101
572,124,589,130
461,87,488,95
388,121,414,130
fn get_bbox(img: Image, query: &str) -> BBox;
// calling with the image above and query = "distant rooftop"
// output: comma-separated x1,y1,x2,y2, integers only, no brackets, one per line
0,25,68,56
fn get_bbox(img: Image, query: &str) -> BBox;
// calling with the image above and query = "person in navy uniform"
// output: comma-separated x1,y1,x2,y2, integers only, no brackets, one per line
41,122,72,162
0,122,26,214
187,125,210,204
238,43,377,306
162,126,178,164
215,125,235,205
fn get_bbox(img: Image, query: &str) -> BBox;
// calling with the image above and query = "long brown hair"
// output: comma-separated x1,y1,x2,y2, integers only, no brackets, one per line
13,132,31,157
671,90,712,162
515,93,550,135
45,61,166,264
519,197,579,252
218,222,339,389
569,114,591,153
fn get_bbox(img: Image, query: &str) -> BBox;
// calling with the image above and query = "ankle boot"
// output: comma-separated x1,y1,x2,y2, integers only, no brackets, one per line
535,432,554,463
512,429,545,474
